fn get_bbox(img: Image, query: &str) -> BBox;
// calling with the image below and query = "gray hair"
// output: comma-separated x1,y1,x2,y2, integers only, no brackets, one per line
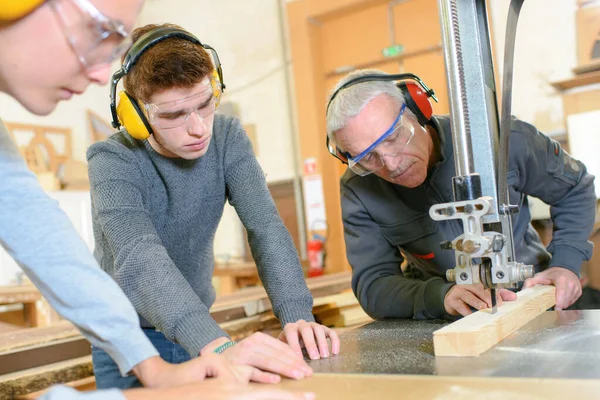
326,69,406,143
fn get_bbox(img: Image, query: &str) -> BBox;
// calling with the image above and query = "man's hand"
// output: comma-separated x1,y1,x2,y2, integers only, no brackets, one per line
132,353,248,388
278,320,340,360
444,283,517,316
217,332,313,383
523,267,582,310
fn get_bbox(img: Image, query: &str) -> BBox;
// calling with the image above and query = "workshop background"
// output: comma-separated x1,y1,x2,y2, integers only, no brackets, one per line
2,0,600,397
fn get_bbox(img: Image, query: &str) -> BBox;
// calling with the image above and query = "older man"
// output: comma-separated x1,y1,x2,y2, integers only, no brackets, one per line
326,69,595,319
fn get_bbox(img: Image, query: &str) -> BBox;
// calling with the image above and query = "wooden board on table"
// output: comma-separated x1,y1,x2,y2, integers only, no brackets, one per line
266,373,600,400
0,321,79,353
433,285,556,357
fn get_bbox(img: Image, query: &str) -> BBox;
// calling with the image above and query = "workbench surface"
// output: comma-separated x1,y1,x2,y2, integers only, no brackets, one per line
309,310,600,379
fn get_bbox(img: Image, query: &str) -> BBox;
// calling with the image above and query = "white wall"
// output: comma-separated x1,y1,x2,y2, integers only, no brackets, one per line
489,0,578,135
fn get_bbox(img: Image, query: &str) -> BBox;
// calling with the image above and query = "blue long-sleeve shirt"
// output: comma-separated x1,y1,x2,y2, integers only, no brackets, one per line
0,119,158,375
40,387,125,400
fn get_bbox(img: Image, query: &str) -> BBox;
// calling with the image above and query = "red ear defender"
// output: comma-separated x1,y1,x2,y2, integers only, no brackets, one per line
397,81,433,126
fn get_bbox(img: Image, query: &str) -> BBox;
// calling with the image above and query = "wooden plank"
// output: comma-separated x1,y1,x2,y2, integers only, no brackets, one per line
220,312,281,342
17,376,97,399
551,70,600,91
573,59,600,75
319,305,372,328
0,286,41,304
0,356,93,400
269,373,600,400
0,337,91,375
433,285,556,357
210,272,351,323
0,321,79,353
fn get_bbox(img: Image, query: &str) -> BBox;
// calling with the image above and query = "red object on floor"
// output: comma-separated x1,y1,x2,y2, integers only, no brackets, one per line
307,235,325,277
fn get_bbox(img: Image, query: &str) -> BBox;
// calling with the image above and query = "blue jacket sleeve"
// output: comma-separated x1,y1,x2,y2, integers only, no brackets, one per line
342,182,453,320
39,386,126,400
510,118,596,275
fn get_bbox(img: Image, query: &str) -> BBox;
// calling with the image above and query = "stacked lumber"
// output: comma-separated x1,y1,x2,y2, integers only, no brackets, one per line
312,291,373,328
0,322,91,399
211,272,372,338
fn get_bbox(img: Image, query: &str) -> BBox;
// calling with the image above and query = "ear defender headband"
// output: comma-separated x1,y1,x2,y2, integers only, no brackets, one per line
0,0,45,22
109,27,226,140
325,73,438,164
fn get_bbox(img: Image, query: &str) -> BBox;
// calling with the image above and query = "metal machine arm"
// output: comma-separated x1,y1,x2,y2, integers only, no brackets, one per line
432,0,533,310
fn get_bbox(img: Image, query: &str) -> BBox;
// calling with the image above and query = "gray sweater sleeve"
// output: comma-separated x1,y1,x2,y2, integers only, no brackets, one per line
342,183,453,320
0,122,158,375
87,144,228,357
510,118,596,275
223,119,314,325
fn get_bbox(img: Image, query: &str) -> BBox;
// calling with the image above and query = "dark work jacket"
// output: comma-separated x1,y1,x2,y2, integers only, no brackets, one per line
341,115,596,320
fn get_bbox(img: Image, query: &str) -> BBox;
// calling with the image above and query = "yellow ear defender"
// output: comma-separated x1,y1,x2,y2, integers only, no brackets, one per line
211,69,223,108
0,0,45,22
109,27,226,140
116,92,153,140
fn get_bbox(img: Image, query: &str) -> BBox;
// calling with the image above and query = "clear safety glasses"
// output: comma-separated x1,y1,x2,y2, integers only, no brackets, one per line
144,87,219,130
347,104,415,176
50,0,132,69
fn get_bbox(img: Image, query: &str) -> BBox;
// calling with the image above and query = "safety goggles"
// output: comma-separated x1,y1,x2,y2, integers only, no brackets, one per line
144,85,219,130
347,104,414,176
50,0,132,69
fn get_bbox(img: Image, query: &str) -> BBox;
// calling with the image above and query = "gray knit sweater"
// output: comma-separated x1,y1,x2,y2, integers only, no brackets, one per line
87,114,314,357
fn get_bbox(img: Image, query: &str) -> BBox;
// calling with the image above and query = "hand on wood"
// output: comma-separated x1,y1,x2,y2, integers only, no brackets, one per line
219,332,313,383
133,353,248,388
444,283,517,316
278,319,340,360
523,267,582,311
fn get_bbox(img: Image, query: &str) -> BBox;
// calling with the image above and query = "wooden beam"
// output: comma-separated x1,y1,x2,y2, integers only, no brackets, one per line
210,272,351,323
0,285,41,304
433,285,556,357
0,336,91,375
551,70,600,91
0,321,79,353
270,373,600,400
0,356,93,400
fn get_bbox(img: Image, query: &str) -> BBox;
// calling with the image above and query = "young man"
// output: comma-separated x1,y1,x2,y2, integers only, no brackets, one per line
0,1,291,398
87,23,340,390
326,69,595,320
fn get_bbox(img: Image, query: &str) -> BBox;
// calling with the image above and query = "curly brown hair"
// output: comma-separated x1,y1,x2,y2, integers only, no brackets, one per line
123,23,214,102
